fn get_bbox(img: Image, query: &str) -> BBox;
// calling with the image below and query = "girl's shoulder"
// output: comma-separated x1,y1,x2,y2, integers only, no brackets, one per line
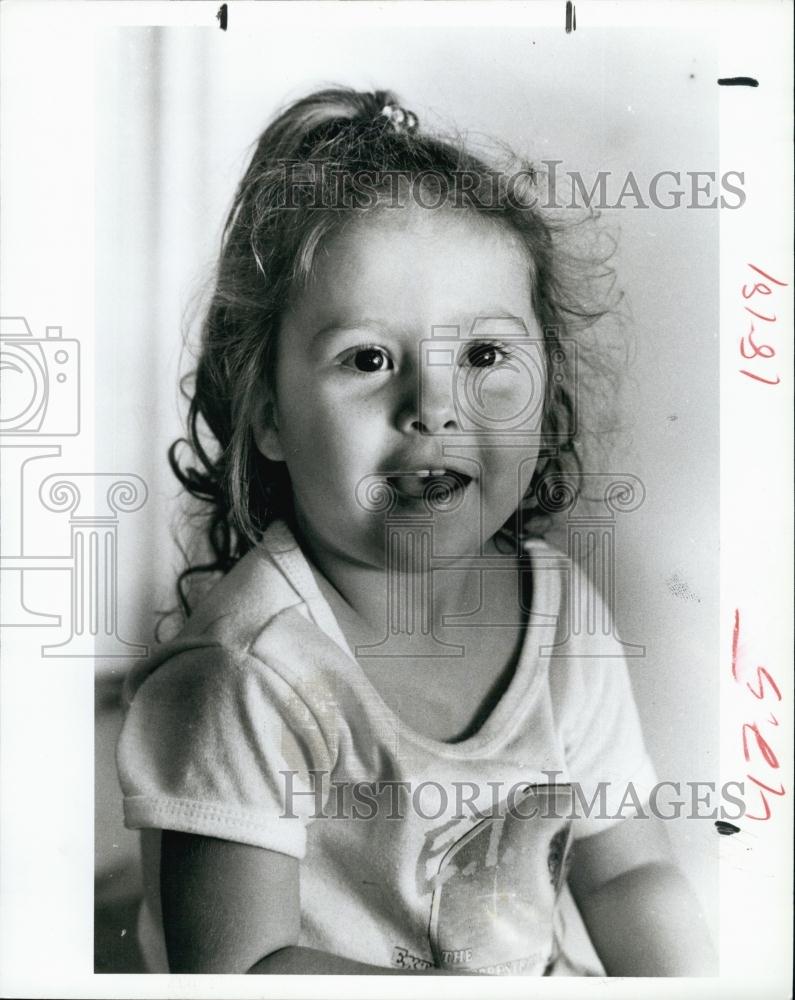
183,535,307,649
124,522,316,702
124,521,356,718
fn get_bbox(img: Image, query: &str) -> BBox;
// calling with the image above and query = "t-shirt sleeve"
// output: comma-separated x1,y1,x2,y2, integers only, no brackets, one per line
116,643,334,859
548,587,657,841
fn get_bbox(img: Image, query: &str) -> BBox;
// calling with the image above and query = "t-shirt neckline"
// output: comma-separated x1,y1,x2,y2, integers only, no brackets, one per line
259,519,559,758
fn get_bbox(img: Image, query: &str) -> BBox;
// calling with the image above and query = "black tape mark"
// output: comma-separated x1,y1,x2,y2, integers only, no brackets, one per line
565,1,576,33
217,3,228,31
715,821,741,836
717,77,758,87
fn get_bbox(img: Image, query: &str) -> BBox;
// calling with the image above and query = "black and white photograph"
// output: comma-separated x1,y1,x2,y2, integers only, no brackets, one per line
0,2,791,997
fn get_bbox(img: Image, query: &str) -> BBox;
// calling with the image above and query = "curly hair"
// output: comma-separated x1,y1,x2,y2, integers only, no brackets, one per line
168,86,621,619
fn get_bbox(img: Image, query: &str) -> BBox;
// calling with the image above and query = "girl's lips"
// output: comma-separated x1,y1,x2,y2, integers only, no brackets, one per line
386,470,472,500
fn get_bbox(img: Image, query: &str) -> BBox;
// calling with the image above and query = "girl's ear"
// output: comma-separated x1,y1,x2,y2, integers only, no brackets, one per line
253,396,285,462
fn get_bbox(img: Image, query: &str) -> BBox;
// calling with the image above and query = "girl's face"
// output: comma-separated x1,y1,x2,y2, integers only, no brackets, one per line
255,205,546,567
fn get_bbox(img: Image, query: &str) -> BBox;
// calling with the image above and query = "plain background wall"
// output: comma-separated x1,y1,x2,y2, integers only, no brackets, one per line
94,21,719,937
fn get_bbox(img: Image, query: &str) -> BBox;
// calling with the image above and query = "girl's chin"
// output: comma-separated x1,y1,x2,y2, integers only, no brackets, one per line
296,502,511,568
351,511,502,562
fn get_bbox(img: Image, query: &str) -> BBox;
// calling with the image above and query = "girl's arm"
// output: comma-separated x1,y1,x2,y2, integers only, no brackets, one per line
567,814,718,976
160,831,463,975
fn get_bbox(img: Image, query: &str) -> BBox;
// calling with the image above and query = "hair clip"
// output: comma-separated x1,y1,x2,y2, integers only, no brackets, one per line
380,104,419,134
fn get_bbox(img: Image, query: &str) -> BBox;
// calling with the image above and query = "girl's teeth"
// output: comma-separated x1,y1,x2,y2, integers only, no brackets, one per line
387,470,468,500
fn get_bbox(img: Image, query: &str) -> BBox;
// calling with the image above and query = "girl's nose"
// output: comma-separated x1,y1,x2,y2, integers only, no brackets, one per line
396,366,459,435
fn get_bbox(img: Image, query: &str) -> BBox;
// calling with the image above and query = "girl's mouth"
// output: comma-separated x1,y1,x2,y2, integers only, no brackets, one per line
385,469,472,502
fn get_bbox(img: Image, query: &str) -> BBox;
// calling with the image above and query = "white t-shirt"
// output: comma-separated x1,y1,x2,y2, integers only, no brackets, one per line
117,520,656,974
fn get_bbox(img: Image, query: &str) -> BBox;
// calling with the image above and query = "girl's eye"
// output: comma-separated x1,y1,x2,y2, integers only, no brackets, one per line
462,342,510,368
341,347,394,373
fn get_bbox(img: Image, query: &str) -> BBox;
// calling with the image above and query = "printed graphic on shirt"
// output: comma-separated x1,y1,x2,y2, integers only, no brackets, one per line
390,945,434,971
427,784,573,974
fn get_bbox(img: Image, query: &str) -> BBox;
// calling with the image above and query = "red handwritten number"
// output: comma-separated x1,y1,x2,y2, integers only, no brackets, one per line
744,306,776,322
746,774,785,796
732,608,785,820
739,324,775,359
741,723,780,769
745,776,786,822
739,369,781,386
745,792,773,822
746,263,788,287
742,281,773,299
745,666,782,702
731,608,741,680
739,264,787,386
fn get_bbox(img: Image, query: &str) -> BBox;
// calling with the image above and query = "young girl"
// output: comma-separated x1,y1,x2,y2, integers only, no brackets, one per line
117,87,716,976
